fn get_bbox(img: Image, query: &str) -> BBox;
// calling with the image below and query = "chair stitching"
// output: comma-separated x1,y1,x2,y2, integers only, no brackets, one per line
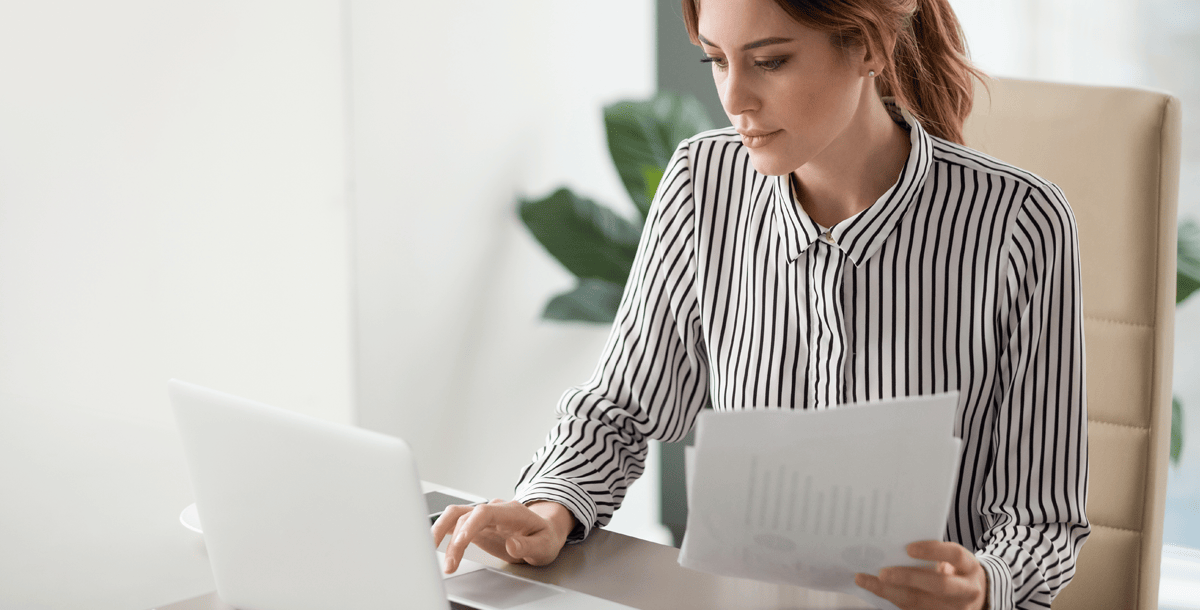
1091,522,1142,535
1087,419,1149,433
1154,95,1167,313
1083,315,1153,329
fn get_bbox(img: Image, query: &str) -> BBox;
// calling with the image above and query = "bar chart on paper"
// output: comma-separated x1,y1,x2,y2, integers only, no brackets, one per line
744,459,894,541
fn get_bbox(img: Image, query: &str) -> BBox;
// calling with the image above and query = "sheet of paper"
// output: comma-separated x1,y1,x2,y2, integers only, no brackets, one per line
678,393,962,610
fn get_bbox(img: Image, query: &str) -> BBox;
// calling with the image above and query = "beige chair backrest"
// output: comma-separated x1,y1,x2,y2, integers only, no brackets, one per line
962,76,1181,609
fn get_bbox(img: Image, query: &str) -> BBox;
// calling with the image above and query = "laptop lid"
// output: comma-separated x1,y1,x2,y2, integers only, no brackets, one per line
170,379,449,610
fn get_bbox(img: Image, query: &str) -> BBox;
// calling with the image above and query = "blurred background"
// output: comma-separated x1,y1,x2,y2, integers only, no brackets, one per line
0,0,1196,608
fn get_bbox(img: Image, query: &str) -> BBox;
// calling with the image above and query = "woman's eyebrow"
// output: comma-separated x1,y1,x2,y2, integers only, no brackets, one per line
697,34,794,51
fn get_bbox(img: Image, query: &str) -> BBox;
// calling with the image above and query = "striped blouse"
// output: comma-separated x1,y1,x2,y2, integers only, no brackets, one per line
514,103,1088,610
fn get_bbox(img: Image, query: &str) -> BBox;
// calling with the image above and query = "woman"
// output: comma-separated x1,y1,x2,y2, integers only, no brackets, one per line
434,0,1089,608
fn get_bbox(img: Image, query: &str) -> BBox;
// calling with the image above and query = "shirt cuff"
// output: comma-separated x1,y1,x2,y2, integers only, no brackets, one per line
975,551,1014,610
513,477,596,544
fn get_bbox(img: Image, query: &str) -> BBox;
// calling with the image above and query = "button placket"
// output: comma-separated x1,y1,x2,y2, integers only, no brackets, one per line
805,244,847,409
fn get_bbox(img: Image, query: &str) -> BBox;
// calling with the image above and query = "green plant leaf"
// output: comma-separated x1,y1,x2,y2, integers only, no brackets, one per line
1172,395,1184,466
519,188,641,286
543,278,625,323
1179,217,1200,305
605,91,714,219
641,165,665,208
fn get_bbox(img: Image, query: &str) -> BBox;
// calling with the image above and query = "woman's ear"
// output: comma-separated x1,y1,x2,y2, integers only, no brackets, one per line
844,37,885,78
860,34,897,78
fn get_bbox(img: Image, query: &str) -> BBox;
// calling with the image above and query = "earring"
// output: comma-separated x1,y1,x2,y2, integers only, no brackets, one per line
868,70,876,78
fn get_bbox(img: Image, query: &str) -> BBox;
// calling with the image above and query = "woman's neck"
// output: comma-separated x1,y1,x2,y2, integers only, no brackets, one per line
791,89,912,229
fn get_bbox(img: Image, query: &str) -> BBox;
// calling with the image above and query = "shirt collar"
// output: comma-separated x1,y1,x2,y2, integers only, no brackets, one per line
771,99,934,266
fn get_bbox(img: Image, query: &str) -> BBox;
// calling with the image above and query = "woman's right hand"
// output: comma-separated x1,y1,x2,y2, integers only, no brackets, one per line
431,499,576,574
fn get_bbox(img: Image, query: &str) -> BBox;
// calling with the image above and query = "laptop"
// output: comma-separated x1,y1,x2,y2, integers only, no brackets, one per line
169,379,633,610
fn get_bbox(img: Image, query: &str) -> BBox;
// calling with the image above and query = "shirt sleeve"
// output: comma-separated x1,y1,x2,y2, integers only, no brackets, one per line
977,181,1090,609
513,141,710,542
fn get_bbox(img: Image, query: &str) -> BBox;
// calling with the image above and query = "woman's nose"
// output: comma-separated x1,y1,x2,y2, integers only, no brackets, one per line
720,67,759,117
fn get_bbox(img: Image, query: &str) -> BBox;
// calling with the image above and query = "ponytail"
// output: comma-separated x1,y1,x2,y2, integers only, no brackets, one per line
681,0,988,145
881,0,987,144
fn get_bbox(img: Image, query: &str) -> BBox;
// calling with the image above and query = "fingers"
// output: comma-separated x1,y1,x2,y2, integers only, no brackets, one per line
441,504,501,573
855,573,923,610
858,573,982,610
429,499,573,575
505,532,563,567
855,543,988,610
906,540,979,575
505,534,549,566
434,500,556,574
431,503,477,549
875,566,976,598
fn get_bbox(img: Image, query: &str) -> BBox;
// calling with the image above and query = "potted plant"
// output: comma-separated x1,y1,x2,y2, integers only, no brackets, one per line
517,91,713,323
1174,217,1200,465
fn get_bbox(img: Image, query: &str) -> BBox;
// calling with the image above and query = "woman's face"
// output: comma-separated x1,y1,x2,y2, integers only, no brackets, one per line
697,0,875,176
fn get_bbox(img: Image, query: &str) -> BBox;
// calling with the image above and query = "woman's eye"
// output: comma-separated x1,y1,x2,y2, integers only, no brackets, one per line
754,58,787,72
700,56,728,71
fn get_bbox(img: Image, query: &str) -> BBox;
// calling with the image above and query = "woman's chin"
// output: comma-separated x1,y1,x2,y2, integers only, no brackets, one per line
745,152,801,177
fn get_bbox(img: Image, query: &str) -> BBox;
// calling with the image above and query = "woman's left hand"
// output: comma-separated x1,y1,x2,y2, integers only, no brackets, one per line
855,541,989,610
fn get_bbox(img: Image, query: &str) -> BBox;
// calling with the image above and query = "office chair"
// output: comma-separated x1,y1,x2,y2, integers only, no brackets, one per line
963,76,1182,609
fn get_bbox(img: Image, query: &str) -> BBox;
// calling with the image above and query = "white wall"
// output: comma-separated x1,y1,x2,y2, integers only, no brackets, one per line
956,0,1142,86
349,0,667,539
0,1,353,426
0,2,355,608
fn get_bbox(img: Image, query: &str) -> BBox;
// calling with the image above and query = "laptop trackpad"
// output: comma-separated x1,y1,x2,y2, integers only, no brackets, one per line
444,568,560,609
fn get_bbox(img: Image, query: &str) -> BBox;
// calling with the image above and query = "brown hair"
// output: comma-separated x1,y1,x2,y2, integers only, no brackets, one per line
681,0,988,145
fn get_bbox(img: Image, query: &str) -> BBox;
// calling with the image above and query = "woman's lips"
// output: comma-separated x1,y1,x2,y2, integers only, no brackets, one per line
739,130,781,149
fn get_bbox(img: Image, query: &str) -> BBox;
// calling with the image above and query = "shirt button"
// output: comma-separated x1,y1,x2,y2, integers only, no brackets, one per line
823,232,835,244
